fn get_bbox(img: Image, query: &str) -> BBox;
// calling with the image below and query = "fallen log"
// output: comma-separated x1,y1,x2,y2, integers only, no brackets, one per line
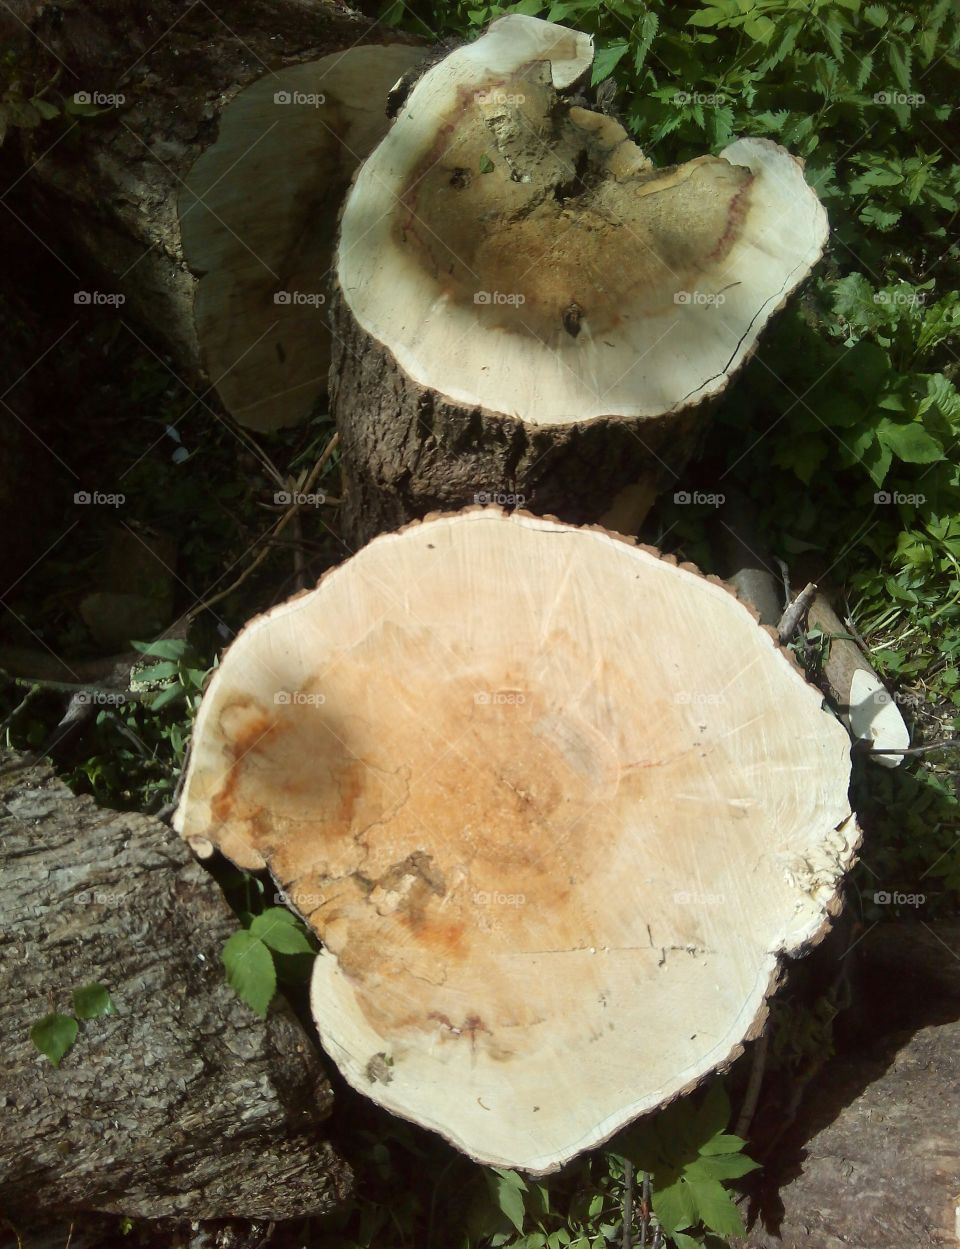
0,753,351,1223
174,507,857,1174
743,923,960,1249
330,14,829,543
7,0,422,431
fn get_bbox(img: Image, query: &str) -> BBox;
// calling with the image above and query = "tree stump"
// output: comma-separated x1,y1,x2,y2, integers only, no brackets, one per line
6,0,422,430
0,753,351,1223
174,507,857,1173
330,15,828,543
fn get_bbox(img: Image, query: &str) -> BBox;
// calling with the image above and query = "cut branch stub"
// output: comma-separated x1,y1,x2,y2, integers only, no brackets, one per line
330,15,829,540
180,45,424,432
175,508,856,1173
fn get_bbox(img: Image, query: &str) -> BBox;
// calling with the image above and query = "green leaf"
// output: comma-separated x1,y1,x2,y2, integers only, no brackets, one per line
31,1013,79,1066
671,1235,703,1249
148,683,184,709
687,1176,746,1236
479,152,495,173
634,12,659,73
72,983,116,1019
688,8,728,28
491,1172,526,1232
250,908,315,954
653,1178,697,1232
887,40,912,91
31,97,60,120
591,40,629,85
699,1132,749,1155
877,419,943,463
687,1152,760,1180
131,638,188,660
222,931,276,1017
693,1082,730,1144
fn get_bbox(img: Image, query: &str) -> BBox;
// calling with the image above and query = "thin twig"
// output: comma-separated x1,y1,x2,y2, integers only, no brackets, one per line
778,582,818,644
863,739,958,756
0,683,41,734
639,1172,651,1248
622,1158,634,1249
735,1033,769,1139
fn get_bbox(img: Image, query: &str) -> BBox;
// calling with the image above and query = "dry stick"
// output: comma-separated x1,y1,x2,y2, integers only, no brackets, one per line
622,1158,634,1249
0,684,41,734
187,434,339,621
639,1172,651,1248
734,1033,769,1140
778,581,818,644
864,739,958,756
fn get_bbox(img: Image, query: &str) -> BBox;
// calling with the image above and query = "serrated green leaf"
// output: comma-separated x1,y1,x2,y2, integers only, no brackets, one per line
222,931,276,1017
73,983,116,1019
864,4,887,26
31,1013,79,1066
250,908,314,954
687,1176,746,1236
887,40,912,91
652,1178,697,1232
634,12,659,73
591,40,629,85
687,1151,760,1180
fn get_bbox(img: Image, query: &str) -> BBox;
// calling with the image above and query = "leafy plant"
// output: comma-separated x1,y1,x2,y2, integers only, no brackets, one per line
30,983,116,1066
222,906,316,1017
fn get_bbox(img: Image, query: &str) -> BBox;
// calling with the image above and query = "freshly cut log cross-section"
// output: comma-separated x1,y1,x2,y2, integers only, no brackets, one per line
175,509,856,1172
331,15,829,539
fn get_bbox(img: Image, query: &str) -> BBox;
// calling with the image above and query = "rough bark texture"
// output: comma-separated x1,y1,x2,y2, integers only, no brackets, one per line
743,922,960,1249
0,752,352,1223
4,0,384,397
330,289,709,546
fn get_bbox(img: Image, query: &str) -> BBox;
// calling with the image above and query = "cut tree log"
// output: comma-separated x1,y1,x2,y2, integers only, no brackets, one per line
330,14,829,543
174,507,857,1173
7,0,423,431
0,752,351,1223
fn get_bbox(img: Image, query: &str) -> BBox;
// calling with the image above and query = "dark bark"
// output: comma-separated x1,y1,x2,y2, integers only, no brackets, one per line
329,285,709,546
0,752,352,1224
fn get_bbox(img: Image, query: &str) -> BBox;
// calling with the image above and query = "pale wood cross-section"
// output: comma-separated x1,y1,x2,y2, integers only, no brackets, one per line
175,509,856,1173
